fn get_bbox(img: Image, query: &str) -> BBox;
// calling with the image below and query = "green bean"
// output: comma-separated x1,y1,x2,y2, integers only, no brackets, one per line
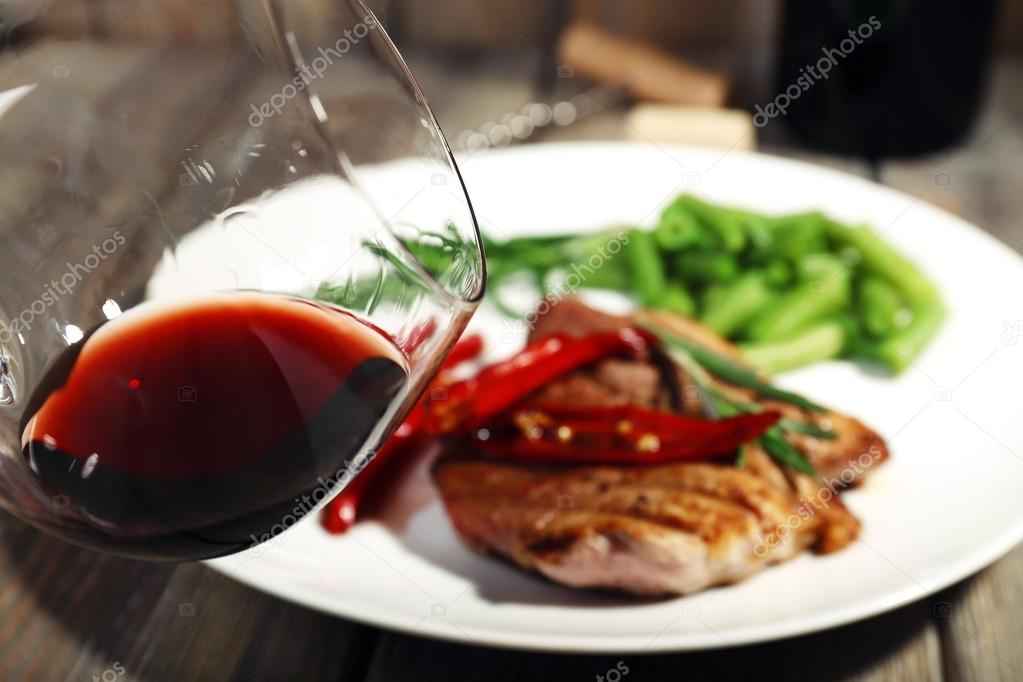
826,222,939,303
674,252,739,284
700,272,776,336
765,211,828,261
756,291,840,342
764,258,794,287
724,207,774,250
624,228,667,306
701,283,728,311
858,275,904,338
672,195,747,253
657,285,697,317
799,253,850,290
725,207,771,222
746,282,845,343
479,194,943,375
767,210,828,233
576,261,630,290
740,319,846,374
567,229,633,290
655,205,703,251
744,289,802,340
746,255,850,341
870,299,946,373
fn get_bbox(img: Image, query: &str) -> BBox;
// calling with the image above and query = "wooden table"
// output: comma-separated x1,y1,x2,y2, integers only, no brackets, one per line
0,39,1020,681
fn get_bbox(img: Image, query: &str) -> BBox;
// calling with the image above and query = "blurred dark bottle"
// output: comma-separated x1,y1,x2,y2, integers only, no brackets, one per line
775,0,999,158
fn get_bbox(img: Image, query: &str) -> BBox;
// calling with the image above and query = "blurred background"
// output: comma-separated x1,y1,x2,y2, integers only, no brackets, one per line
5,0,1021,217
7,0,1021,150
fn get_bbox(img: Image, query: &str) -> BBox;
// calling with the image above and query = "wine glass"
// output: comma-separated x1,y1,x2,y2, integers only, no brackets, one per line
0,0,485,560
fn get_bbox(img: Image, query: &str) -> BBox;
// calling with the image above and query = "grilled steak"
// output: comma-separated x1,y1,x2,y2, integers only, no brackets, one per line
434,458,821,595
432,298,884,596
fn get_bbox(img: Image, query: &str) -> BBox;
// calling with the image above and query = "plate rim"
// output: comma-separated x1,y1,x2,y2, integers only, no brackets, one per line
210,515,1023,653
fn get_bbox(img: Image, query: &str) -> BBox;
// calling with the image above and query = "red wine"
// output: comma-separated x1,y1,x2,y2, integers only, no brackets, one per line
20,292,408,560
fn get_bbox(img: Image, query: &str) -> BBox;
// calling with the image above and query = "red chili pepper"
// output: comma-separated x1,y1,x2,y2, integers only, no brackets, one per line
399,318,438,355
322,335,484,534
423,328,655,434
441,333,484,369
321,411,427,534
472,404,779,466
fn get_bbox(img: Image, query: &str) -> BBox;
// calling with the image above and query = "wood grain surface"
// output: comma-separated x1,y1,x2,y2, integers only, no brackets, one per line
0,37,1019,682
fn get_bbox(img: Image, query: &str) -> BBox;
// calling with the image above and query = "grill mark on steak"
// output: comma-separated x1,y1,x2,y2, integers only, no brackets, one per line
527,534,578,556
434,459,815,595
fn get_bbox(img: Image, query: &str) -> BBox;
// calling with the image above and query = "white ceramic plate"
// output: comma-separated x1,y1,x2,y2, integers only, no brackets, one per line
207,143,1023,652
